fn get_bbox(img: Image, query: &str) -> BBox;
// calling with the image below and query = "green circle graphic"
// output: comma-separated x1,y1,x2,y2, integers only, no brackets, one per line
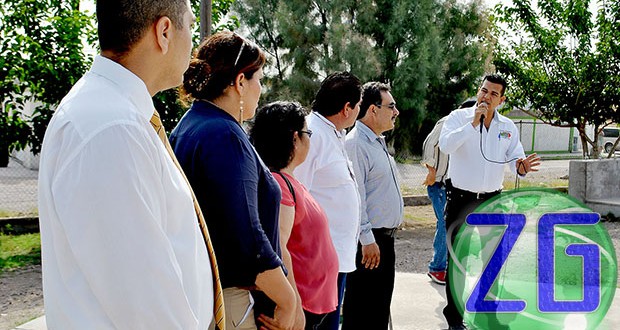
449,188,618,330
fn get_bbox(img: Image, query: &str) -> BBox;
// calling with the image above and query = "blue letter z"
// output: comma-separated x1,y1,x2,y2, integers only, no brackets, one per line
465,213,527,313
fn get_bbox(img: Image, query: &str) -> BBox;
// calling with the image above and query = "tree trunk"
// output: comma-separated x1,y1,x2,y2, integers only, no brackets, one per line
591,125,601,159
578,126,589,159
607,137,620,159
200,0,212,41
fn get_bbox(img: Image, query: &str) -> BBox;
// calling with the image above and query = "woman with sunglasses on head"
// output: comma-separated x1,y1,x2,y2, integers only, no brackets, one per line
250,102,339,330
170,31,296,330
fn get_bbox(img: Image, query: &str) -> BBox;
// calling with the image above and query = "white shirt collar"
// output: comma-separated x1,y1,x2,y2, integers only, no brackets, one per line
90,55,154,122
313,112,345,138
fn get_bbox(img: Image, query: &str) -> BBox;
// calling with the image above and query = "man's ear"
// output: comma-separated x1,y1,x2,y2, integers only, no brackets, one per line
342,102,352,118
499,95,507,106
293,131,300,146
155,16,173,55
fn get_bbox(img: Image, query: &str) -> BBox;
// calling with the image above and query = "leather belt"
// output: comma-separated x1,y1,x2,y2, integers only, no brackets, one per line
373,227,398,237
446,179,501,201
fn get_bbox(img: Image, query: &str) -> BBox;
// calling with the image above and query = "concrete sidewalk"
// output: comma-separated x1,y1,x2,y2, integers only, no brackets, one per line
13,272,620,330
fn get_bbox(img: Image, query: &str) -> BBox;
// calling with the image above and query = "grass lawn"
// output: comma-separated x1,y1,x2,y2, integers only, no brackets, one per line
0,232,41,272
502,178,568,190
0,208,38,218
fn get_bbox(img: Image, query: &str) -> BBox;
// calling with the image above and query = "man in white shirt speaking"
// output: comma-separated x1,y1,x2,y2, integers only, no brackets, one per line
438,74,540,330
37,0,217,329
294,72,362,330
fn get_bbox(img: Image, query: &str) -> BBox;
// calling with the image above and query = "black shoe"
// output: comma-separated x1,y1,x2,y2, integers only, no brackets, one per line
448,324,468,330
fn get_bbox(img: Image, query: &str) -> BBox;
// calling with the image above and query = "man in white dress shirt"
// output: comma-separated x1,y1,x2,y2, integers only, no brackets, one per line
294,71,362,330
438,74,540,330
37,0,215,329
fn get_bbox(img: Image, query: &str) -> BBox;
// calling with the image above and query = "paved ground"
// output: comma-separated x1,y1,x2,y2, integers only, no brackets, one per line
14,273,620,330
5,153,618,329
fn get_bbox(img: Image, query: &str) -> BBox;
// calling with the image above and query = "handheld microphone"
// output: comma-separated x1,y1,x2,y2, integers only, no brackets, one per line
479,101,487,133
475,100,523,188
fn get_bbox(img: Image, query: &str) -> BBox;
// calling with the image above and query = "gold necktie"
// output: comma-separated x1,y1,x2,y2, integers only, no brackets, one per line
150,110,225,330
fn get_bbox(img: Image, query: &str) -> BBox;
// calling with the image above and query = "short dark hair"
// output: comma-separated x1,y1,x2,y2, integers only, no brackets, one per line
181,31,266,102
459,98,477,109
359,82,391,119
250,101,308,171
483,74,508,96
97,0,188,56
312,72,362,117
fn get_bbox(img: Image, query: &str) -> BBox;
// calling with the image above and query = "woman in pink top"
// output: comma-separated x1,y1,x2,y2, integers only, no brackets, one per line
250,101,339,330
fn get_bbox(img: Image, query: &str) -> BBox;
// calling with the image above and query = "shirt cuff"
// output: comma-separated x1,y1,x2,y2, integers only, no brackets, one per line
256,249,283,274
359,229,376,246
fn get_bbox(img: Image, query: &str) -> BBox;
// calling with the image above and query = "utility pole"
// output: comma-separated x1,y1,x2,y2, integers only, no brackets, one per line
200,0,212,41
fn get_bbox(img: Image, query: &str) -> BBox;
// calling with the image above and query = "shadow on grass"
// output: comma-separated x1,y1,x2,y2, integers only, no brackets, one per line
0,247,41,271
0,233,42,272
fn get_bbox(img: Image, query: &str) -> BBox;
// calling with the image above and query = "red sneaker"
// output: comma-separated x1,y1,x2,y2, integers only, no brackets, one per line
427,271,446,285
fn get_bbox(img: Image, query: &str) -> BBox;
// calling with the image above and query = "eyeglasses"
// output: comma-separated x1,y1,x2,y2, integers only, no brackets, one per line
375,103,397,110
299,130,313,138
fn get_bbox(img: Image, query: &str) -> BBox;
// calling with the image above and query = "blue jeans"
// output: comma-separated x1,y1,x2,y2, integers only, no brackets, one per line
427,182,447,272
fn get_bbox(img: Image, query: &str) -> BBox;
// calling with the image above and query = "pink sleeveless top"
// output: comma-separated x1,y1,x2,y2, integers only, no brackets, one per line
273,172,339,314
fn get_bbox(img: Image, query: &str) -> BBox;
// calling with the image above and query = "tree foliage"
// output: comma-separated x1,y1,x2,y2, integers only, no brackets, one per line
236,0,382,105
390,0,490,156
492,0,620,158
0,0,238,157
235,0,489,156
0,0,95,155
159,0,240,131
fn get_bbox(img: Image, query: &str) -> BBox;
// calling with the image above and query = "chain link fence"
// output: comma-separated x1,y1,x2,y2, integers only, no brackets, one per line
394,119,578,197
395,160,428,196
0,154,431,217
0,157,38,216
0,118,577,217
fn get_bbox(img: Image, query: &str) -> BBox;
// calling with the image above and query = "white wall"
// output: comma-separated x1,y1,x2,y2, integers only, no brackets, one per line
512,119,576,153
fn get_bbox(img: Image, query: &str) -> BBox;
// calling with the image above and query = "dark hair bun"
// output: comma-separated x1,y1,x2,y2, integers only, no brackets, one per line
180,31,266,102
183,59,212,98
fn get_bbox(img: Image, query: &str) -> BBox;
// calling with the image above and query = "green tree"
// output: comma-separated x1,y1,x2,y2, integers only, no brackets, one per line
492,0,620,159
0,0,239,159
387,0,489,157
234,0,489,157
0,0,95,160
159,0,239,131
235,0,381,105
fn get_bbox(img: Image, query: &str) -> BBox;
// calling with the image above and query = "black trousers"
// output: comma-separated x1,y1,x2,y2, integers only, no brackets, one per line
442,180,500,327
341,228,396,330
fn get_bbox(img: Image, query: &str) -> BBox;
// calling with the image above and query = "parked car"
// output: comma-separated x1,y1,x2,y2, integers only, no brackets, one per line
602,127,620,153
